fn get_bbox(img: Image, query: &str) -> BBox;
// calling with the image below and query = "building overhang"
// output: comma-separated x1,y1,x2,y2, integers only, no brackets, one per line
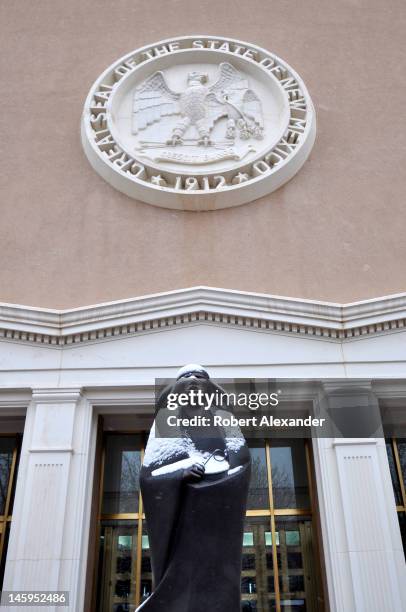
0,286,406,347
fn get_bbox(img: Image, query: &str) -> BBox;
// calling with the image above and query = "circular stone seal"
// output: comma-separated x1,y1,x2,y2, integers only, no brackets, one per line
81,36,316,211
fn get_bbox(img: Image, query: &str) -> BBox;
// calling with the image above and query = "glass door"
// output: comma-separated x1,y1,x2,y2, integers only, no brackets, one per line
242,439,324,612
386,438,406,556
0,436,20,588
93,434,325,611
95,434,143,612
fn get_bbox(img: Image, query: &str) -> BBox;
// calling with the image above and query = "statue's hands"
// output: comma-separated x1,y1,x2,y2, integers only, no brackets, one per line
182,462,205,483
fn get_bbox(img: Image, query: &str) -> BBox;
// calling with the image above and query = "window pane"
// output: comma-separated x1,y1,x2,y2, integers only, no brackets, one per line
397,439,406,489
247,440,269,509
0,438,16,516
275,517,323,612
270,441,310,509
386,440,403,505
140,521,152,604
102,434,142,514
0,523,10,590
241,517,274,612
96,520,138,612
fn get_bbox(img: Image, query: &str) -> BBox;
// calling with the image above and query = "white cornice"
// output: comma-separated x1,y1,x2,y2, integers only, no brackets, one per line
0,286,405,346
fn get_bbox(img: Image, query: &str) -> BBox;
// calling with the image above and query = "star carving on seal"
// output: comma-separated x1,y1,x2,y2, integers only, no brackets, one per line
150,175,167,186
232,172,250,184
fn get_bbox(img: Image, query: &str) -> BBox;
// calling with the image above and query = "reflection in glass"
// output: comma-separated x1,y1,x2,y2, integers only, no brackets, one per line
140,522,152,604
102,435,142,514
270,441,310,509
386,440,402,505
0,436,19,593
96,520,138,612
247,440,269,509
0,523,10,590
275,517,321,612
242,517,274,611
397,439,406,488
0,438,15,516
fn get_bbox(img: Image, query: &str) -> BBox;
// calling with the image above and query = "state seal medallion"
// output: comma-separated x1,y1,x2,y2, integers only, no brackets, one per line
81,36,316,210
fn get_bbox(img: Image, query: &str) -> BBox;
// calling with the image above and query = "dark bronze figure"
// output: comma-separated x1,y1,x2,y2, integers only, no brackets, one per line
137,364,251,612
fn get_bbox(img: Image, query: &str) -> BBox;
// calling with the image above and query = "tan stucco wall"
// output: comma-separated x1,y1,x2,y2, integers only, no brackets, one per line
1,0,405,308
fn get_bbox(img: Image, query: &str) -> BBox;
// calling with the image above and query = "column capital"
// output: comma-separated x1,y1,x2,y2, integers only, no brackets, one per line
321,380,373,394
31,388,82,403
332,438,378,447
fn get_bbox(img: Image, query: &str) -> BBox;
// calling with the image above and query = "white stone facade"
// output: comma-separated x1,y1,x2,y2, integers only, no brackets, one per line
1,286,406,611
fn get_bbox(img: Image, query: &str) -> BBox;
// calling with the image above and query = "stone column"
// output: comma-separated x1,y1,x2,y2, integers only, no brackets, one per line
3,389,97,612
313,383,406,612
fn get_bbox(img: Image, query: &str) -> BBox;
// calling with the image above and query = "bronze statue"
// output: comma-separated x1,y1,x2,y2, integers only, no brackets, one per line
137,364,251,612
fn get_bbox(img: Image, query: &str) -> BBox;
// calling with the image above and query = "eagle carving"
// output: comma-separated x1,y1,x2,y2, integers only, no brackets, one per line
132,62,264,146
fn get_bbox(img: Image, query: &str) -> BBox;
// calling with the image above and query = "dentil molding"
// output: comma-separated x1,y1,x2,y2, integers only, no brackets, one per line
0,287,406,347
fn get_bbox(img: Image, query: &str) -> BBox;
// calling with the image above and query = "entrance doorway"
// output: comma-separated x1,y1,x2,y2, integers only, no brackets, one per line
91,431,325,611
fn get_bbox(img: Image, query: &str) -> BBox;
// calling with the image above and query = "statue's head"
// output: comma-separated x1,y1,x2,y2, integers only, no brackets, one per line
176,363,209,380
175,363,210,394
187,71,208,85
156,364,218,418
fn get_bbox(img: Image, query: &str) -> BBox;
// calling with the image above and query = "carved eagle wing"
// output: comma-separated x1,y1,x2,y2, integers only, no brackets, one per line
207,62,263,131
132,72,181,134
209,62,250,98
